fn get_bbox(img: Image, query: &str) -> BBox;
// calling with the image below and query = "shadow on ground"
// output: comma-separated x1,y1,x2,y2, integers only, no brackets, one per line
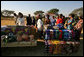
1,40,83,56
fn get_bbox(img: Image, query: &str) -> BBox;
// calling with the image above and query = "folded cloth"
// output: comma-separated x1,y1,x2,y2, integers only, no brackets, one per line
45,29,74,40
45,41,80,54
56,24,64,29
53,26,59,29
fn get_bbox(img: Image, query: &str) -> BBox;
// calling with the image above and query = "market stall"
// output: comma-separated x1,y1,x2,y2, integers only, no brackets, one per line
1,25,37,47
1,25,81,54
44,25,80,54
45,29,75,41
45,40,80,54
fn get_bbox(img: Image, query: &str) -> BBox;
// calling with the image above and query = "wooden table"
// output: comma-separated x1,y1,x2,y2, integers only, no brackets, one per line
1,41,37,47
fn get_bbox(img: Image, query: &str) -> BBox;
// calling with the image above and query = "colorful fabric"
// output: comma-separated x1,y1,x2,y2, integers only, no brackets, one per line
45,29,74,40
45,29,80,54
56,18,63,25
1,26,7,31
45,18,51,24
74,19,83,31
56,23,64,29
17,17,25,26
45,40,80,45
45,41,80,54
67,19,74,30
59,30,63,40
37,19,43,31
1,26,36,35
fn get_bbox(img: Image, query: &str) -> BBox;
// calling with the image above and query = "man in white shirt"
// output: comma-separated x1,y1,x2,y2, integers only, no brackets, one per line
17,12,25,26
36,14,43,39
37,18,43,31
36,14,43,31
17,17,25,26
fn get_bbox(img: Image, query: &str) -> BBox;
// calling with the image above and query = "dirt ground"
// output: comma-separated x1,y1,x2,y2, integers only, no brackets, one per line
1,19,27,26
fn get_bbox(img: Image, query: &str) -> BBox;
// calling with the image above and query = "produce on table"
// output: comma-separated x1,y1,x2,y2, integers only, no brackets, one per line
22,34,29,41
29,35,34,41
16,31,23,42
17,35,23,42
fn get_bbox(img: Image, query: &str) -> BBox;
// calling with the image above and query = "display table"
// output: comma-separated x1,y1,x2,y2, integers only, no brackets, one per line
45,40,80,54
1,41,37,47
45,29,80,54
1,25,37,47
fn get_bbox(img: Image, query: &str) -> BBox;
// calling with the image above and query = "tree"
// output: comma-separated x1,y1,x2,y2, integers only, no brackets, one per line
69,7,83,17
1,10,15,16
48,8,59,14
34,10,44,15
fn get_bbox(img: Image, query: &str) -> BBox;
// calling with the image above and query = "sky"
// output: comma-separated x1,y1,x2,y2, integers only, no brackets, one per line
1,1,83,17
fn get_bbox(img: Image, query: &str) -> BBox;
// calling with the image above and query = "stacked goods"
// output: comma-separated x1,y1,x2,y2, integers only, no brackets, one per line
44,25,59,32
53,26,59,30
44,24,64,30
44,24,50,31
1,26,37,43
1,26,36,35
43,24,64,32
47,25,53,29
45,29,80,54
45,40,80,54
56,24,64,29
62,29,72,41
1,33,17,43
45,29,74,41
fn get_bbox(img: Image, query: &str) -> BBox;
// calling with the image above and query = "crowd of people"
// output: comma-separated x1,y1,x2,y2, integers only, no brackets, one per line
13,12,83,41
14,12,36,26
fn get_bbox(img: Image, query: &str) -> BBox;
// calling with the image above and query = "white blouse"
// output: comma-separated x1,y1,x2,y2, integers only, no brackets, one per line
17,17,25,26
37,19,43,31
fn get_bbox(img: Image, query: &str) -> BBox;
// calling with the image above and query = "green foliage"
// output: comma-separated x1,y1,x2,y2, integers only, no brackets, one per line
48,8,59,14
34,10,44,15
1,10,15,17
69,7,83,16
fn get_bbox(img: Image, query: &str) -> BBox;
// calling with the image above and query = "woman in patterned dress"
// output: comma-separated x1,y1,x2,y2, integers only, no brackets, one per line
74,16,83,41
